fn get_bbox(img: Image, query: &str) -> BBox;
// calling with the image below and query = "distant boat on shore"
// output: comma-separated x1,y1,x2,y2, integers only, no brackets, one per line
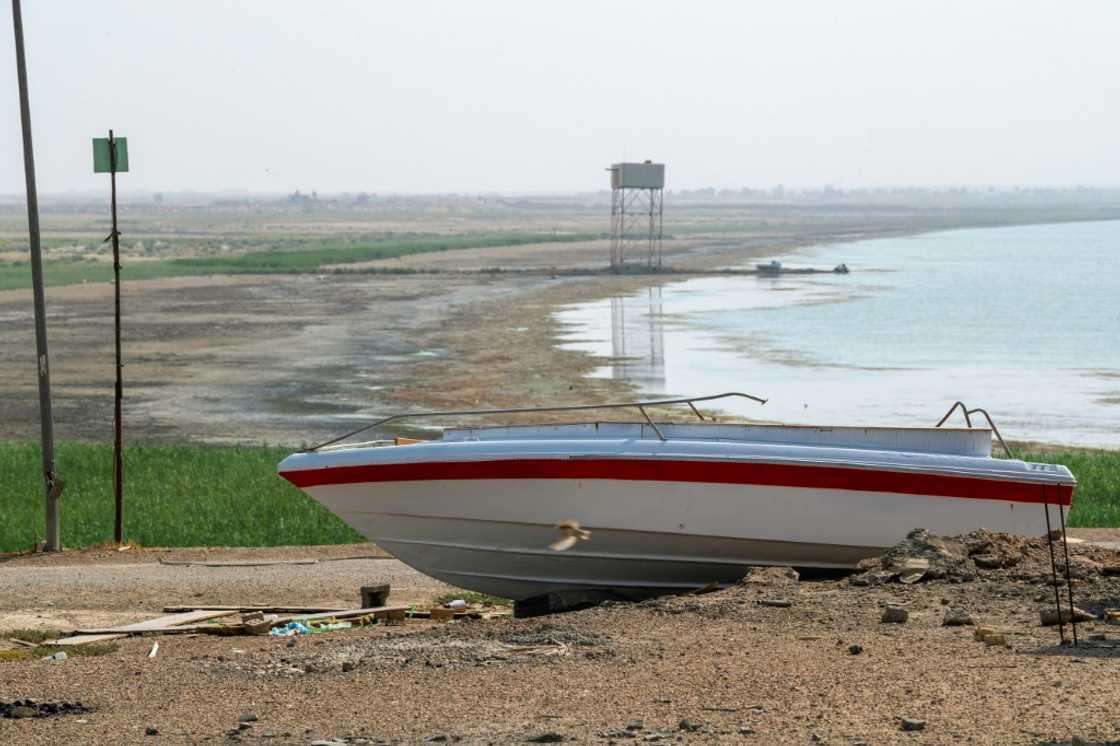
756,260,782,273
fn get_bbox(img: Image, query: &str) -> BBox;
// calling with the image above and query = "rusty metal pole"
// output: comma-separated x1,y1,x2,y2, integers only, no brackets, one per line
11,0,62,551
108,130,124,544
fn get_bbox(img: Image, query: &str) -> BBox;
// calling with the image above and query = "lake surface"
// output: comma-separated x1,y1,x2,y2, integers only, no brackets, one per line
555,220,1120,448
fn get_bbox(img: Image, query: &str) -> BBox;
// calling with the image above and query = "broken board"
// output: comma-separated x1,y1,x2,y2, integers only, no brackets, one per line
53,609,238,646
73,606,410,636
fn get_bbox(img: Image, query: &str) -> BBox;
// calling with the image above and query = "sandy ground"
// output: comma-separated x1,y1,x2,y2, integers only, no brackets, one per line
2,538,1120,745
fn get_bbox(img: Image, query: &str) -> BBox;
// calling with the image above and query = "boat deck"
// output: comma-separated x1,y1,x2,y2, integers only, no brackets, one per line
443,421,994,457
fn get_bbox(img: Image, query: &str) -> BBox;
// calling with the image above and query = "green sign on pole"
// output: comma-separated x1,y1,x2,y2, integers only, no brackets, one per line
92,137,129,173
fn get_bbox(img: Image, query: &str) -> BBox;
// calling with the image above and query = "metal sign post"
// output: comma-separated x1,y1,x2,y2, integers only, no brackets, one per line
93,133,128,543
11,0,63,551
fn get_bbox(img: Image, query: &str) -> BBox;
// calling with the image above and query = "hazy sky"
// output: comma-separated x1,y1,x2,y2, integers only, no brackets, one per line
1,1,1117,194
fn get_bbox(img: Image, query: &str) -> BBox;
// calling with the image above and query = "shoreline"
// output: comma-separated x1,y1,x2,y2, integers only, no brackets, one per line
535,220,1120,452
1,210,1116,447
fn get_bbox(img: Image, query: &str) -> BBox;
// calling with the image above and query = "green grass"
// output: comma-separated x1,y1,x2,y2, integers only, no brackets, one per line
1018,448,1120,528
0,629,119,661
0,441,362,553
0,232,597,291
0,442,1115,554
4,628,60,644
0,644,118,662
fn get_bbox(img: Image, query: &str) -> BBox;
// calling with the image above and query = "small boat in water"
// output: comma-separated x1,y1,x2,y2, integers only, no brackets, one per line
278,394,1075,601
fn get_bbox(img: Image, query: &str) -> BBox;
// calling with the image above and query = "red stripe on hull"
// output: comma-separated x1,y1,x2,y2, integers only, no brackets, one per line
280,458,1073,506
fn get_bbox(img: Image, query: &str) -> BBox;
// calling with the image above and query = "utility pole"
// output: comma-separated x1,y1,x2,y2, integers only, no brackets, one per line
11,0,63,551
93,132,128,543
109,130,123,543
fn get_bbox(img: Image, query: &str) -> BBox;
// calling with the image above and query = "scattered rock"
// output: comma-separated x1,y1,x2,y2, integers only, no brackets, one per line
526,733,565,743
851,528,1120,588
900,718,926,732
145,726,159,736
626,720,644,731
971,554,1005,569
852,529,977,585
341,660,356,672
599,729,636,739
1,700,90,719
895,557,930,584
973,627,1011,648
1066,556,1102,579
238,722,253,731
880,605,909,624
738,726,756,735
942,607,976,626
848,644,863,655
743,566,799,587
677,718,702,732
758,598,793,608
1040,607,1097,627
239,713,258,723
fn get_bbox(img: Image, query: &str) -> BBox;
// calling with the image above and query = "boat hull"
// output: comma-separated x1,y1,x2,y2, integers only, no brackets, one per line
292,471,1069,600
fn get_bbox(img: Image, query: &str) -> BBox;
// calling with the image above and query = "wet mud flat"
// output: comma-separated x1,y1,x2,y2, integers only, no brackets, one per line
2,206,1115,446
0,239,750,445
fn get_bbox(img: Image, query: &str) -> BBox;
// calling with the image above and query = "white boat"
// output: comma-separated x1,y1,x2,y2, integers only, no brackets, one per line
278,394,1076,601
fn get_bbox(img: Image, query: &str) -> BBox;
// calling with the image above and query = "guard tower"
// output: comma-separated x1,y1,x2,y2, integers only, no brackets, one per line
608,161,664,270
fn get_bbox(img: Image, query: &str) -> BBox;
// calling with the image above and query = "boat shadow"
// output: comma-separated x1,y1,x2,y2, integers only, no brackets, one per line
1027,637,1120,658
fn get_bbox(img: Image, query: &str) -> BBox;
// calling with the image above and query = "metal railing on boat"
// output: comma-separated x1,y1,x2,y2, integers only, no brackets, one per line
304,391,767,452
935,400,1079,646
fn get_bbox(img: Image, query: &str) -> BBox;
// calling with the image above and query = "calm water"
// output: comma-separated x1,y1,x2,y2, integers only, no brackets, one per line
555,220,1120,447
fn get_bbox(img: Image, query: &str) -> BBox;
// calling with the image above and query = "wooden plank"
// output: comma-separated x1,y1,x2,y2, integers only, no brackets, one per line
128,609,240,629
162,605,349,614
71,624,236,636
52,633,128,647
157,558,318,567
269,605,410,626
58,609,238,643
74,606,410,636
8,637,40,648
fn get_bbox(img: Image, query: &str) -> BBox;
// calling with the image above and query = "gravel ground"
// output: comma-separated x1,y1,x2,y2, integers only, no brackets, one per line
2,542,1120,745
0,545,446,627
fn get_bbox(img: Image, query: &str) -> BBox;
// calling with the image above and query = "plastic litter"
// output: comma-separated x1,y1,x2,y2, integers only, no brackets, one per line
41,651,68,662
309,621,352,633
268,619,354,637
447,599,468,609
269,621,312,637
